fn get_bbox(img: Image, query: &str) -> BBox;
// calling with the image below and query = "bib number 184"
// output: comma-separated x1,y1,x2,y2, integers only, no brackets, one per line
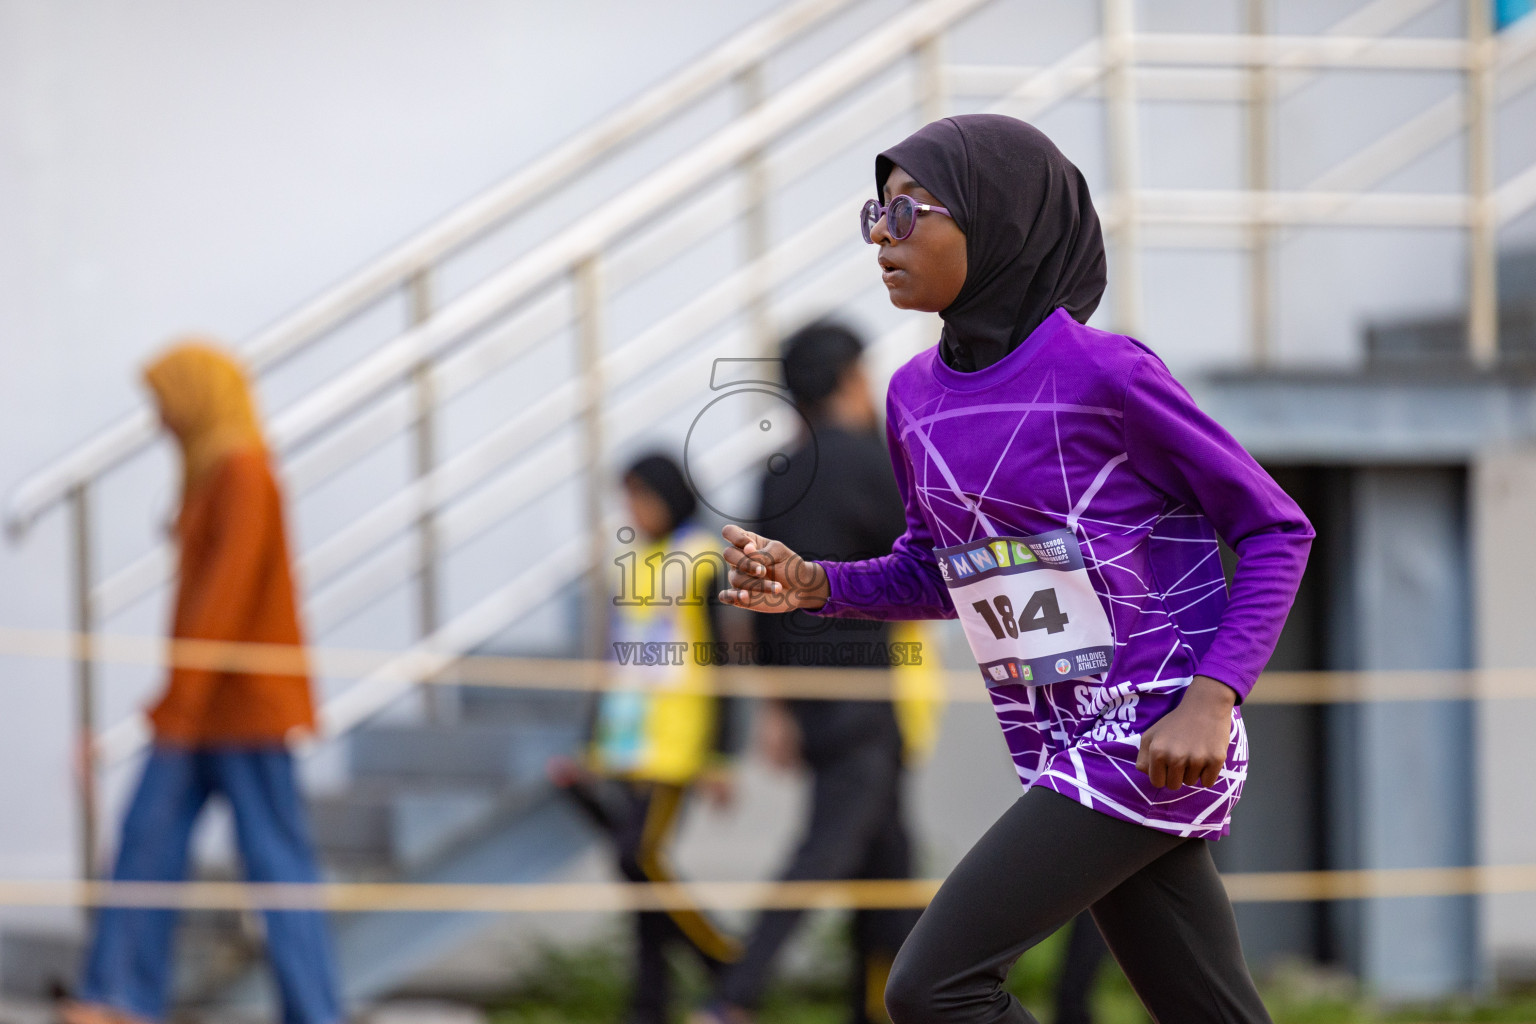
970,589,1070,640
938,529,1115,687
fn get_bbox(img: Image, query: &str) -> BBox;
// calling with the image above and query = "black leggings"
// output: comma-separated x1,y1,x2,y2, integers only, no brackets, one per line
885,788,1272,1024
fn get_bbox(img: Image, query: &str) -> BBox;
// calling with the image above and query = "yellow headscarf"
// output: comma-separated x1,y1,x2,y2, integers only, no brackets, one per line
142,339,265,501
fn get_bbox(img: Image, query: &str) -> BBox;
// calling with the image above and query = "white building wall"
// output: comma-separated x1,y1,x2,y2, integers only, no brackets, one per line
1473,450,1536,977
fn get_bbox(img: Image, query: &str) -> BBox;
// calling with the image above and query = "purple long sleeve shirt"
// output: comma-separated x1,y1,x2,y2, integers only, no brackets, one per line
817,308,1313,837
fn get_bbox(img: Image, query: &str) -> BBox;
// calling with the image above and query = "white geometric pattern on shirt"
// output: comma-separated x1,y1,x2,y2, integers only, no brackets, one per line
890,369,1244,837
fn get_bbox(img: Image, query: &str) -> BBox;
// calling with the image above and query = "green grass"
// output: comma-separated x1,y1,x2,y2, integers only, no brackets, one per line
483,940,631,1024
484,930,1536,1024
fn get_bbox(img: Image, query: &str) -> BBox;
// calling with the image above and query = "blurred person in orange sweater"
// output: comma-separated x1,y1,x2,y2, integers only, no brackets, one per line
61,342,342,1024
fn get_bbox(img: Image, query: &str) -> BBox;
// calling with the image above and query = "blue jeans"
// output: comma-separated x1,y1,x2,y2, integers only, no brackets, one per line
79,747,342,1024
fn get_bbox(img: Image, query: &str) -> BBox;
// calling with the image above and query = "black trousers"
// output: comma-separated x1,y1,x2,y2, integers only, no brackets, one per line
885,787,1272,1024
565,778,741,1024
1054,912,1108,1024
717,737,919,1024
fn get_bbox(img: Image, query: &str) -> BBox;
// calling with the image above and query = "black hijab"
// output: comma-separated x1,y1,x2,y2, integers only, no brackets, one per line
876,114,1107,372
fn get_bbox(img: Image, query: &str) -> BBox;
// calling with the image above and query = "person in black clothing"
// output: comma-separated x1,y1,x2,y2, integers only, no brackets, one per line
696,322,919,1024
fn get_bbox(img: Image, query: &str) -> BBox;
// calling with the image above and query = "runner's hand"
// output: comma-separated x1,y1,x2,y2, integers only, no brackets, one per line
718,524,829,613
1134,676,1236,791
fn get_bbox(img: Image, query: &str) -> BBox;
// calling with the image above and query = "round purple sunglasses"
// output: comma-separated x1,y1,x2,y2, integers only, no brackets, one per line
861,194,953,243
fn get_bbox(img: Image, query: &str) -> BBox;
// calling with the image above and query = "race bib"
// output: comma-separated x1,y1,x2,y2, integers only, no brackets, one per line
937,529,1115,687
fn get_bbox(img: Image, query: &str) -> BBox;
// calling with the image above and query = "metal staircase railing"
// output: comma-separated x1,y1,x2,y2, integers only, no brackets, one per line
7,0,1536,885
1,0,861,538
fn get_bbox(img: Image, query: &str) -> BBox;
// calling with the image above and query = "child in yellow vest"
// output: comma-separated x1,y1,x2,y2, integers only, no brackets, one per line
549,453,740,1024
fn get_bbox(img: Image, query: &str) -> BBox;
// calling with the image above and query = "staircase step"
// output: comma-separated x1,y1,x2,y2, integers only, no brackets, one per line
455,686,589,725
0,898,253,1002
349,723,580,787
0,929,79,1000
310,790,394,869
217,794,595,1013
318,687,587,870
1366,304,1536,365
313,787,511,872
389,790,501,865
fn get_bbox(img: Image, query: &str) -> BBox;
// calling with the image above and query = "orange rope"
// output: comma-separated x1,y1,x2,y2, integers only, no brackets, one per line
1,627,1532,705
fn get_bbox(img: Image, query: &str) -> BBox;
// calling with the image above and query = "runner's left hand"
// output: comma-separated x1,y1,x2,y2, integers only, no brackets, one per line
1134,676,1236,791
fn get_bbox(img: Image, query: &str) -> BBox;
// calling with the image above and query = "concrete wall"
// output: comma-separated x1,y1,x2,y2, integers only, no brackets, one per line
1472,449,1536,979
1341,468,1479,997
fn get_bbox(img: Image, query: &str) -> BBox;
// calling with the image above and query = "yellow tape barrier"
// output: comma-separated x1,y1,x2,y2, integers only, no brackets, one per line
1,627,1534,705
0,865,1530,913
0,627,1528,914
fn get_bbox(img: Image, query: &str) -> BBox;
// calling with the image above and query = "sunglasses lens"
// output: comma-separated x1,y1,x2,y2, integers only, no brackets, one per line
890,196,915,239
860,200,880,243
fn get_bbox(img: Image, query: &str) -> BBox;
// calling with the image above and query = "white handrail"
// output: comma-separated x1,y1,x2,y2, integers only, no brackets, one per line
88,6,1514,629
1498,163,1536,225
1131,33,1472,70
949,0,1447,104
279,8,1536,641
38,10,1523,607
304,235,876,634
83,71,919,621
282,0,1463,753
308,318,930,746
191,0,968,479
74,0,983,620
58,0,1536,774
98,311,899,765
247,30,1101,629
2,0,860,537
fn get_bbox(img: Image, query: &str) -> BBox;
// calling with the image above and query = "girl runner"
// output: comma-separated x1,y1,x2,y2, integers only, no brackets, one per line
718,114,1313,1024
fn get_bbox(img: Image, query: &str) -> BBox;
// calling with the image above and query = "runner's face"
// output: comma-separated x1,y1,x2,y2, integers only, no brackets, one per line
873,166,967,312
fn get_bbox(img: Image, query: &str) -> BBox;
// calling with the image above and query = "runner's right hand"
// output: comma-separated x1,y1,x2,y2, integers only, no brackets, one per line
718,524,829,613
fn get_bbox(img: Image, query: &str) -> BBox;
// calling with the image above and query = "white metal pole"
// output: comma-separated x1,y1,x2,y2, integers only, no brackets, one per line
918,33,951,354
575,258,610,663
1103,0,1143,337
1248,0,1274,366
408,269,454,721
918,32,948,124
1466,0,1499,367
70,485,98,881
738,63,774,361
